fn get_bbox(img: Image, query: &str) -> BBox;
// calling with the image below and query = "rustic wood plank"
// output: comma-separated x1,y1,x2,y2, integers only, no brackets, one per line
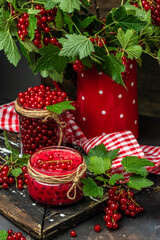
42,193,108,240
0,187,45,239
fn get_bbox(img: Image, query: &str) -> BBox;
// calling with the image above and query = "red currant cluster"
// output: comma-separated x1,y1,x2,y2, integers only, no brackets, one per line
90,36,106,47
121,56,130,81
0,164,28,190
33,5,61,48
34,155,74,171
104,187,144,229
131,0,160,26
7,229,26,240
10,3,61,48
73,59,85,72
18,84,67,109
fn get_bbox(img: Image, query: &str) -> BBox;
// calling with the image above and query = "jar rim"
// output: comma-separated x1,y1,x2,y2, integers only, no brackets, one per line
29,146,84,176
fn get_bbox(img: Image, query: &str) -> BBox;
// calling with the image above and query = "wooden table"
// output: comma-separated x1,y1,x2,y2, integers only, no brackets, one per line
0,114,160,240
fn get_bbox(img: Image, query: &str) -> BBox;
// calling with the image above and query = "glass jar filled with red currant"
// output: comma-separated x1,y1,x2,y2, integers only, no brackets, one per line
27,146,86,205
15,84,67,155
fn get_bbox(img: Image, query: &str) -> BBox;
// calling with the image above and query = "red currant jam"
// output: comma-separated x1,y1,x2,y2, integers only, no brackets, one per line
27,146,85,205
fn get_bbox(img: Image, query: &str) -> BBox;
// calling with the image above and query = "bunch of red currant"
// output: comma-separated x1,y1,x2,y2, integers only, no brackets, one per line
131,0,160,26
7,229,26,240
0,164,28,190
104,187,144,229
10,3,61,48
18,84,67,109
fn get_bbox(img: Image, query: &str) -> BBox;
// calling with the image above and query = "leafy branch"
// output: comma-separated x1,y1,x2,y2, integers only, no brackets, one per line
81,144,155,199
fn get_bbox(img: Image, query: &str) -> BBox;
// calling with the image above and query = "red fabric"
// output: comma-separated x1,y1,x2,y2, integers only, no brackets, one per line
0,101,160,178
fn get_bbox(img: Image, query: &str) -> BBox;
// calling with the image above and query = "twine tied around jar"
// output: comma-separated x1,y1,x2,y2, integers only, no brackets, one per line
27,159,87,200
14,98,66,146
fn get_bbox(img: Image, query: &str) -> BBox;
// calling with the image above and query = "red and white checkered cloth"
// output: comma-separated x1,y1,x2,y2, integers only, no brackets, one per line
0,101,160,178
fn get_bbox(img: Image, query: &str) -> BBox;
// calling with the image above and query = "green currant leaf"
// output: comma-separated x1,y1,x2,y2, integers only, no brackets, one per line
127,174,154,190
121,156,155,177
81,177,104,198
88,143,107,158
44,0,57,10
106,148,120,161
108,173,124,186
11,168,23,178
88,156,111,174
112,6,147,32
0,230,8,240
40,68,64,83
0,29,21,66
83,155,90,167
46,101,75,114
96,176,109,183
28,9,40,15
63,12,73,33
55,8,65,29
20,38,39,53
28,14,37,41
56,0,81,13
36,45,68,74
117,29,142,59
81,16,96,28
59,34,94,59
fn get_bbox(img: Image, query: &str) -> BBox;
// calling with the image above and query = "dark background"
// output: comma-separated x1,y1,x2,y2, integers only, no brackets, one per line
0,0,160,117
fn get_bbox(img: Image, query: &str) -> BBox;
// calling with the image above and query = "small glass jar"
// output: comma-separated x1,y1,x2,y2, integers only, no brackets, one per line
27,146,86,206
15,99,66,155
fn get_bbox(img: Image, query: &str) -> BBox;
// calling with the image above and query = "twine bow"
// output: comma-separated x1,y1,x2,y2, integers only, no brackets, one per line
14,98,66,146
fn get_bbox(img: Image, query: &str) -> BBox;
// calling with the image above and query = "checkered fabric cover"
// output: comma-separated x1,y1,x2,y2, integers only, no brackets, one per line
0,101,160,177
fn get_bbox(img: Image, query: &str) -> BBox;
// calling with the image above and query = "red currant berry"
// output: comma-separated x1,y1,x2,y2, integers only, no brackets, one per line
70,230,76,237
8,229,13,235
94,224,101,232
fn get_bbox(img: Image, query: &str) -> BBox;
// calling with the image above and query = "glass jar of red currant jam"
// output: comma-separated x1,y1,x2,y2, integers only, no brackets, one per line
27,146,86,205
15,85,67,155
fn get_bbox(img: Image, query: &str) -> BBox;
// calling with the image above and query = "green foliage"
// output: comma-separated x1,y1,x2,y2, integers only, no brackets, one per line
35,45,68,74
28,14,37,41
56,0,81,13
44,0,57,10
108,173,124,186
117,29,142,59
127,174,154,190
0,230,8,240
11,167,22,178
121,156,155,177
81,177,104,198
0,29,21,66
59,34,94,59
46,101,75,114
88,156,111,174
82,143,155,199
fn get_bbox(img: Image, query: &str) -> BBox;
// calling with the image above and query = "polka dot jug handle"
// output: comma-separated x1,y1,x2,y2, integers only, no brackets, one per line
75,59,139,139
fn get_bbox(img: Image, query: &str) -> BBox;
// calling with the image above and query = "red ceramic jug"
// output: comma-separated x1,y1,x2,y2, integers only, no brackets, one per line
75,60,139,139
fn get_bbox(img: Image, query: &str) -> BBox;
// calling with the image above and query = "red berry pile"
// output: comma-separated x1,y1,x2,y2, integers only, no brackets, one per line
7,229,26,240
18,85,67,155
18,84,67,109
104,187,144,229
0,164,28,190
10,4,61,48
